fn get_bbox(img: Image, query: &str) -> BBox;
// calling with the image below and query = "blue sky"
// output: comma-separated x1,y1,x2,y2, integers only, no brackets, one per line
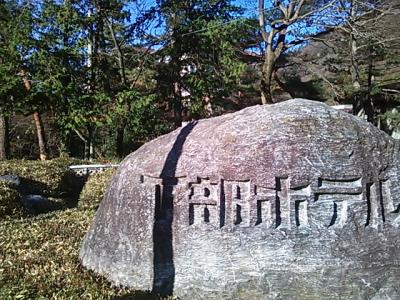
125,0,260,45
234,0,260,14
125,0,335,51
127,0,260,19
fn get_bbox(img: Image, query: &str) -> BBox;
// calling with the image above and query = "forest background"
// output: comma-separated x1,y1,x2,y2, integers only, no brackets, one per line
1,0,399,161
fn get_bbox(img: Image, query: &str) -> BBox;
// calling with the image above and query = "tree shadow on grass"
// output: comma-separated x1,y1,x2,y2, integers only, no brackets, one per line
57,171,88,208
12,172,89,215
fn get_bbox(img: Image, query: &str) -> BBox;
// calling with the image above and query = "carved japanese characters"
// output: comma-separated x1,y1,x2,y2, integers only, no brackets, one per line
80,99,400,299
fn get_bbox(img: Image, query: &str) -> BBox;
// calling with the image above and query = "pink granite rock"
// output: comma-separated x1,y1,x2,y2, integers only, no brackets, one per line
80,99,400,299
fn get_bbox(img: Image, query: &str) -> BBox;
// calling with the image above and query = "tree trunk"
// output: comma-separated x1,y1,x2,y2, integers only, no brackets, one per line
261,53,275,104
107,20,127,86
0,115,9,160
365,46,375,124
89,142,94,161
204,95,213,117
173,100,183,127
259,0,273,105
20,70,49,160
86,125,96,161
349,0,364,118
109,19,128,158
173,82,182,127
116,125,125,158
33,111,48,161
350,36,361,91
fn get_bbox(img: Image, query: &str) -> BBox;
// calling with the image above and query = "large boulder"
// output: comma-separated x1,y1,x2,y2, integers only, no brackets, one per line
80,99,400,299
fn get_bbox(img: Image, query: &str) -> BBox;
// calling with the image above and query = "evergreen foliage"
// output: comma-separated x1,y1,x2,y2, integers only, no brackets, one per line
0,0,399,159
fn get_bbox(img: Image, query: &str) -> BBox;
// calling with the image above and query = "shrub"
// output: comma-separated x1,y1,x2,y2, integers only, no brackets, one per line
78,169,116,210
0,158,80,197
0,181,25,220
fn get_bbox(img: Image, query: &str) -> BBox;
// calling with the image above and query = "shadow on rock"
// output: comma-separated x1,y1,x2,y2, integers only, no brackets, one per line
153,122,197,297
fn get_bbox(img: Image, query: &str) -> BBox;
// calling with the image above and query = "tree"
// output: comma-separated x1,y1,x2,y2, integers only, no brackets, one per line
0,0,54,160
291,0,400,122
32,0,133,160
0,1,15,160
274,0,400,128
0,0,33,159
37,0,172,160
258,0,340,104
36,0,87,156
152,0,246,126
336,0,400,123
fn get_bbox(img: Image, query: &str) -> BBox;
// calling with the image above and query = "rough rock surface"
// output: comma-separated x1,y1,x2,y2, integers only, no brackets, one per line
0,174,21,187
80,99,400,299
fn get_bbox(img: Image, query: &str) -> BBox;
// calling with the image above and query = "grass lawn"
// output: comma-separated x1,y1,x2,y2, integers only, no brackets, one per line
0,160,163,299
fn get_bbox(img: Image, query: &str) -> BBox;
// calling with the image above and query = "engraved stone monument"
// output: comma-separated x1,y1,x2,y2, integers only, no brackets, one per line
80,99,400,299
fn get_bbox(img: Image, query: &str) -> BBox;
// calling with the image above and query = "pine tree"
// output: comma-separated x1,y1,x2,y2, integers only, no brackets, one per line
153,0,247,126
0,0,33,159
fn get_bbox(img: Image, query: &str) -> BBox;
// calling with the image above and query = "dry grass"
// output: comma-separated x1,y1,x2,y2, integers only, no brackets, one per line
0,207,163,299
0,159,165,299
